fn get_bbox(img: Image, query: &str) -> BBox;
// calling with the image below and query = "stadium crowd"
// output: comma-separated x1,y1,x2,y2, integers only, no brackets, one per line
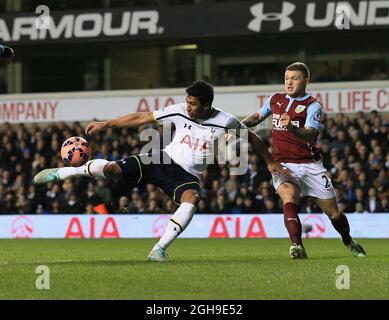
0,111,388,214
216,64,389,87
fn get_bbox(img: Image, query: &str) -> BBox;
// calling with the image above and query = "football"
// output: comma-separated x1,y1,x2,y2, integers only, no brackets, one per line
60,136,91,167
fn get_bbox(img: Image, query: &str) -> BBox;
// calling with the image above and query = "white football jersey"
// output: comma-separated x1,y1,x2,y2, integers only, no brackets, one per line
153,103,247,178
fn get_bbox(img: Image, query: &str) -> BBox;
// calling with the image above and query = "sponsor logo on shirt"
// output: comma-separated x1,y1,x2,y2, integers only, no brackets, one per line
272,114,299,131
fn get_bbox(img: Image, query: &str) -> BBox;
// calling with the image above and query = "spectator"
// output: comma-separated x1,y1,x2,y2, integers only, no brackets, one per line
246,162,261,192
225,179,239,203
366,187,379,213
84,203,95,214
162,199,178,214
355,172,370,193
117,196,130,213
65,193,82,214
96,179,113,205
85,182,103,206
241,196,259,213
263,199,278,214
212,192,232,214
48,199,63,214
134,197,145,213
146,199,162,213
352,187,366,212
378,197,389,213
197,199,210,214
231,196,245,214
354,201,368,214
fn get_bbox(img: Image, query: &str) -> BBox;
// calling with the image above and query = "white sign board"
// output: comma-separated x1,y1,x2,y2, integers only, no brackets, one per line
0,214,388,239
1,82,388,123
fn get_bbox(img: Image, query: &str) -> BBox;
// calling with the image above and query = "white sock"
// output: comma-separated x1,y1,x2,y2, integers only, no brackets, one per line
58,159,108,180
154,202,196,250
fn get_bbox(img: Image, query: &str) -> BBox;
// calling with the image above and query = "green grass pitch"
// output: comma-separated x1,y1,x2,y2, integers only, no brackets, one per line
0,238,388,299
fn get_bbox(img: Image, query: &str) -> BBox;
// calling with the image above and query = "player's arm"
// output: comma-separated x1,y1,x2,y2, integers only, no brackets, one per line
0,44,15,64
85,112,156,135
242,111,268,127
248,130,292,177
242,96,272,128
283,122,317,144
227,114,291,177
280,102,321,144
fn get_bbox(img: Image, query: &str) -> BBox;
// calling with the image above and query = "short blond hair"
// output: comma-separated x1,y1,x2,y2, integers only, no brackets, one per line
286,62,310,79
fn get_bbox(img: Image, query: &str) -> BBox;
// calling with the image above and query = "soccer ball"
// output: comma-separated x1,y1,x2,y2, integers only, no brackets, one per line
60,136,91,167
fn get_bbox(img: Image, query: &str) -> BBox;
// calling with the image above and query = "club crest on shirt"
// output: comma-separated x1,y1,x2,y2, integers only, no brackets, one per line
295,105,306,113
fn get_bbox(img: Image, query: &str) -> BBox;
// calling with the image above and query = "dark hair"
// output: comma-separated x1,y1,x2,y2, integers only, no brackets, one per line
186,80,214,107
286,62,310,79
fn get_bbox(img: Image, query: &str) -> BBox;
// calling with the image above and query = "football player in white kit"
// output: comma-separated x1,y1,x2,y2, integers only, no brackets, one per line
34,81,291,261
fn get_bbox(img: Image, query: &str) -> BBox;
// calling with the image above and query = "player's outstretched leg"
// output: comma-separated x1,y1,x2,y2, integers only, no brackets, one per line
313,197,366,258
284,202,308,259
147,190,198,262
34,159,120,184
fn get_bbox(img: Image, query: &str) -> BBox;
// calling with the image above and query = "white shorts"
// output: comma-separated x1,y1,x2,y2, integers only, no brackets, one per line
272,161,335,199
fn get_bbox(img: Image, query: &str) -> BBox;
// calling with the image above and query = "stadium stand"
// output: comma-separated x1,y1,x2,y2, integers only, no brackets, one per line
1,111,388,214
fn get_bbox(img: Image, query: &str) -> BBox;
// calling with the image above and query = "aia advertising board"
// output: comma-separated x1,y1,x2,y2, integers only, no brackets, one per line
1,85,389,123
0,214,388,239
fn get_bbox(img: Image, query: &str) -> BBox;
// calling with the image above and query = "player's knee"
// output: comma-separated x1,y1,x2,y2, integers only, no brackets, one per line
278,184,299,204
329,209,342,220
282,194,299,204
180,190,200,206
103,162,122,178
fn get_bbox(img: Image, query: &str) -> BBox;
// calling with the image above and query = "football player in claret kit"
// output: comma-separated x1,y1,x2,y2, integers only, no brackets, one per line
243,62,366,259
34,80,291,261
